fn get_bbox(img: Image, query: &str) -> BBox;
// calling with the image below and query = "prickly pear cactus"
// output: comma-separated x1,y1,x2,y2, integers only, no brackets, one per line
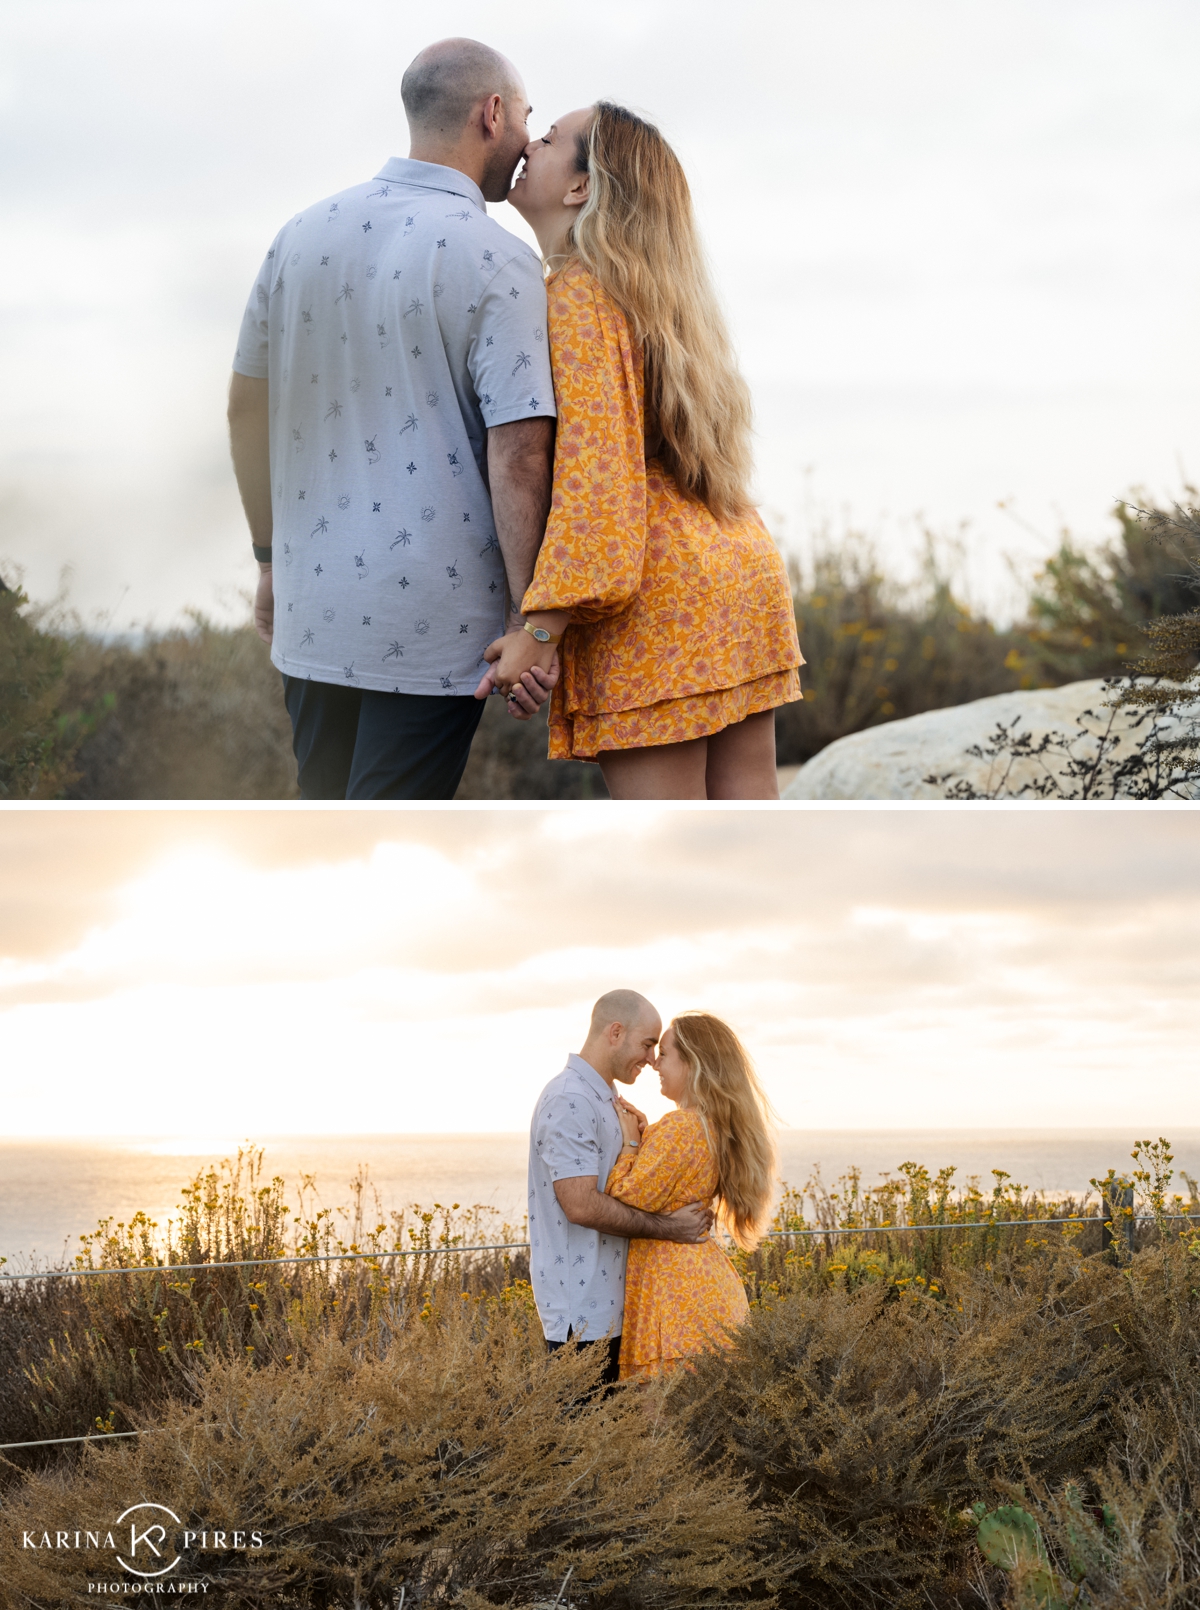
977,1505,1047,1572
975,1504,1067,1610
1064,1483,1114,1581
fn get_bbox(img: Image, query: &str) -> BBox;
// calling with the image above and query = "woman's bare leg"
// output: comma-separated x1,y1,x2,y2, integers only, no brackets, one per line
704,711,780,799
597,737,710,799
594,711,779,800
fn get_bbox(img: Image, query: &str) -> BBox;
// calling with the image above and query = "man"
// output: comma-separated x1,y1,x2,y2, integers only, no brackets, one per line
527,989,713,1386
227,38,557,799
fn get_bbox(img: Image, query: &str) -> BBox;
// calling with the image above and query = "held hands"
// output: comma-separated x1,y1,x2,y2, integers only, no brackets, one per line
473,626,559,718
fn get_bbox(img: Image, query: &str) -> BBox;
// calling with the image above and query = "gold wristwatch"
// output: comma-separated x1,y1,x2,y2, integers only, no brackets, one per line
523,621,563,646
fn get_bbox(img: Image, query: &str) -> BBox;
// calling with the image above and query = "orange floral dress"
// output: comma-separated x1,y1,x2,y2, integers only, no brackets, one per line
520,264,804,759
606,1109,749,1380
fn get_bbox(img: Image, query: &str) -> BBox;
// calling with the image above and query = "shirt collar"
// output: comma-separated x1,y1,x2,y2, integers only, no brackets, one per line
566,1053,617,1108
373,156,487,213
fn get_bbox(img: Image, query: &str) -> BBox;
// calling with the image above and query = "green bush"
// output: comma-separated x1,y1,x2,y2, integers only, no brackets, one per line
1022,500,1200,685
775,540,1027,766
0,580,74,798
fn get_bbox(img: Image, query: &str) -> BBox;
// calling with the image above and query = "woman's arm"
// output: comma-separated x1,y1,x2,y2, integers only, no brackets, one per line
606,1113,694,1215
520,271,648,623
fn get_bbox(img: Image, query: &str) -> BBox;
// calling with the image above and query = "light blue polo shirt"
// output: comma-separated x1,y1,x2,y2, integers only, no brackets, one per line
233,157,556,696
527,1054,628,1343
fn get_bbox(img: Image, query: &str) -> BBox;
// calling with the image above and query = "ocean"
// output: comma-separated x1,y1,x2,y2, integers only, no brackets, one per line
3,1129,1197,1271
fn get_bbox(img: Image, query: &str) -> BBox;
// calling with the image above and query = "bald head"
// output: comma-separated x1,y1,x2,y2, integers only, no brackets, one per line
401,38,523,136
589,989,657,1038
580,989,661,1090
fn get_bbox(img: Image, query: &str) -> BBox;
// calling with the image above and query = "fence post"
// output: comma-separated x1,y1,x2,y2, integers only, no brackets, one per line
1101,1177,1135,1264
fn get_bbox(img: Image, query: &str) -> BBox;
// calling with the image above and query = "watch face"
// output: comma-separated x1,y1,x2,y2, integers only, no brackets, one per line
532,628,550,641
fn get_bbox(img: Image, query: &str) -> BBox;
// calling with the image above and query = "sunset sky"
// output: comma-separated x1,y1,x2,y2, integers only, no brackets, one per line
1,0,1197,626
2,807,1197,1138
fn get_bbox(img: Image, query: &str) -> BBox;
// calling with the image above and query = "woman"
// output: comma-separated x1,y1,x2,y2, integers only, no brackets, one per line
605,1013,775,1380
489,103,804,800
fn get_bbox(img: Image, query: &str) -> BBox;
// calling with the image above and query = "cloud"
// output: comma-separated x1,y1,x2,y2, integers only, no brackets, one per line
1,809,1197,1134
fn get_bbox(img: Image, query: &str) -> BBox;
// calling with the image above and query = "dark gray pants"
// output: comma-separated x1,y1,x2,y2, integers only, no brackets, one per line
282,675,485,800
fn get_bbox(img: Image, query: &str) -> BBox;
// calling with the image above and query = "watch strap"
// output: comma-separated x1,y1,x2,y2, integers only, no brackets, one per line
523,620,562,646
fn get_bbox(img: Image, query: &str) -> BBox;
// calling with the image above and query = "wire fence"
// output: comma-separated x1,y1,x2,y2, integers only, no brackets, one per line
0,1241,532,1284
4,1214,1199,1287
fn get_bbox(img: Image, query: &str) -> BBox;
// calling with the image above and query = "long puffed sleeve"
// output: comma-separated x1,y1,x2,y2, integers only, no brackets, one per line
520,266,647,623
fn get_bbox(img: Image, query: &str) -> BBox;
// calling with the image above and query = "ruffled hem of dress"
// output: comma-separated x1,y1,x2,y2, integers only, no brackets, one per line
547,666,802,760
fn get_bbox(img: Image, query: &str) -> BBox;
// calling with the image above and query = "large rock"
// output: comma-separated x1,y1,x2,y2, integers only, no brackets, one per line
783,679,1200,800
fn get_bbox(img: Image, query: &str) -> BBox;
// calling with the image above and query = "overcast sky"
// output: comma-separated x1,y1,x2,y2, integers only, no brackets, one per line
1,0,1197,629
2,807,1196,1137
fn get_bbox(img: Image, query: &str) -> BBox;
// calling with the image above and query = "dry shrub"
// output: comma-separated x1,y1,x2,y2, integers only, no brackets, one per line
668,1250,1142,1609
59,614,297,800
980,1236,1200,1610
4,1153,1200,1607
1023,500,1200,686
776,502,1200,768
4,495,1196,796
1,1303,768,1610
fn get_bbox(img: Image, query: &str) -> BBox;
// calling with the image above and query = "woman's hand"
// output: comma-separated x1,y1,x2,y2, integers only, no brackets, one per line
479,626,557,697
614,1095,646,1148
614,1099,642,1148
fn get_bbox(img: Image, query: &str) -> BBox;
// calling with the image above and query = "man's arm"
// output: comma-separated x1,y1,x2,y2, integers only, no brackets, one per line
227,372,274,645
554,1176,712,1243
486,416,555,627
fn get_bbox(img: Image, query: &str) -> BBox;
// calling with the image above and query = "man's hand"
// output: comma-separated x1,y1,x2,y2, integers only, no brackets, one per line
657,1202,714,1244
502,662,558,719
254,566,274,645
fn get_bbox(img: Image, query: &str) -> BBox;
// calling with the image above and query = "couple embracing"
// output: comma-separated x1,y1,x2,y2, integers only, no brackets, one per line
528,991,775,1384
230,38,803,801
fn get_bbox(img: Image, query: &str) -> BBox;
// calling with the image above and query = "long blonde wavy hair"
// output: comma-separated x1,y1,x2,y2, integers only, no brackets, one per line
565,103,755,524
670,1013,776,1249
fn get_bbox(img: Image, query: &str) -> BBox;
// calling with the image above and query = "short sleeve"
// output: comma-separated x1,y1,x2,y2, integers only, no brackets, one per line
468,248,556,428
607,1112,695,1213
232,244,274,379
520,269,647,623
534,1091,608,1182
